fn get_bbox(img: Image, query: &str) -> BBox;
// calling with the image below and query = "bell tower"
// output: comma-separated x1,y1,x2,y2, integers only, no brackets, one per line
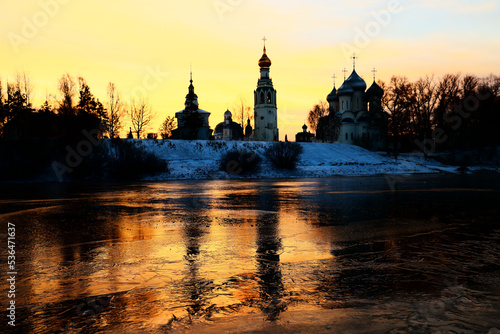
253,37,278,141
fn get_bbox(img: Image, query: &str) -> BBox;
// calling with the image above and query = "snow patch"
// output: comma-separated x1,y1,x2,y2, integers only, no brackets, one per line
136,140,450,181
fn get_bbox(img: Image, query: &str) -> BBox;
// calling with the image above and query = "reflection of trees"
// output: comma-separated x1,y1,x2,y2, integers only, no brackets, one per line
180,198,213,317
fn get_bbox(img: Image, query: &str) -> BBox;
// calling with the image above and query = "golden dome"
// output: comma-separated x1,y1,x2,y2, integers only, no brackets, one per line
258,47,272,68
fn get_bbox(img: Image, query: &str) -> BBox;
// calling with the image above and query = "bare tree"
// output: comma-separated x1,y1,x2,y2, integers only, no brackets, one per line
129,97,154,139
106,82,124,138
410,75,438,143
462,74,479,98
434,73,461,129
231,97,252,128
383,76,413,155
307,101,329,133
159,115,176,139
14,72,33,109
58,73,76,115
481,74,500,97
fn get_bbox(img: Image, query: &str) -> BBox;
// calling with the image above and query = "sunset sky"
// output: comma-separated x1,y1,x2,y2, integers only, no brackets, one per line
2,0,499,140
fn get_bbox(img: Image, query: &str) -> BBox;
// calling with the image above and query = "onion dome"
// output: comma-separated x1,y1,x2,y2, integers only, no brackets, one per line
337,81,354,96
224,109,232,117
302,124,308,132
345,69,367,92
327,86,339,102
214,122,224,134
258,47,272,68
366,81,384,97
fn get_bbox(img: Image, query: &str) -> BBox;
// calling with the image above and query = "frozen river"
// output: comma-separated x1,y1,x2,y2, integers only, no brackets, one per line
1,175,500,333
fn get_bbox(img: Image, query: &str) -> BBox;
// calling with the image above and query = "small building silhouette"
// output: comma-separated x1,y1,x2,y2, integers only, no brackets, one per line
296,124,315,142
244,119,253,140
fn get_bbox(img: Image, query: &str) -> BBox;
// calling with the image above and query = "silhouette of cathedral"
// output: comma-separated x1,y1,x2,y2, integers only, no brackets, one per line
326,56,387,150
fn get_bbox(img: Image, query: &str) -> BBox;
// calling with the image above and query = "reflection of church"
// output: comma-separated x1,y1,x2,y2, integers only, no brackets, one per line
326,56,387,150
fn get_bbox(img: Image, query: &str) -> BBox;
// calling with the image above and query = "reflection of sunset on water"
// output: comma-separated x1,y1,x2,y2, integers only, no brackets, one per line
1,175,500,332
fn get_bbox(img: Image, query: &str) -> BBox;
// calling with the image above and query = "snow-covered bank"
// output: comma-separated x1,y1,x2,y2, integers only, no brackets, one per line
136,140,472,181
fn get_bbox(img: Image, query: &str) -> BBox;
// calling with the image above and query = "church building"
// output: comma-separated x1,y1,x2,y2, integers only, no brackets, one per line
171,74,213,140
253,39,279,141
213,110,244,140
327,57,387,150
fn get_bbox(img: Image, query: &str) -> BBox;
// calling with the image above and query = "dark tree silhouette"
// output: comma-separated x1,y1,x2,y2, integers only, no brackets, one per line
39,99,54,114
232,97,252,128
106,82,123,139
159,115,176,139
130,97,154,139
77,77,108,136
316,112,341,143
307,101,328,134
57,73,76,116
383,76,413,155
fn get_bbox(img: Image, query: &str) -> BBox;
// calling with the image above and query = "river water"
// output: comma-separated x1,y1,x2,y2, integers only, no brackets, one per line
1,174,500,333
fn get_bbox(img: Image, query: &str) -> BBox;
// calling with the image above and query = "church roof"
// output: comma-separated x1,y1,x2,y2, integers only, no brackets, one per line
366,81,384,97
214,120,243,136
176,108,210,115
345,69,367,92
327,85,338,102
337,81,354,96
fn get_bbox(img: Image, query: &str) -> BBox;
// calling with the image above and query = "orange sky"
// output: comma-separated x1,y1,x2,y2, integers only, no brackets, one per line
2,0,499,140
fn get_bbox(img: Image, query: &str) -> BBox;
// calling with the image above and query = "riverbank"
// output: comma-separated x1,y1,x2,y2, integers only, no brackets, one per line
141,140,498,181
2,139,499,183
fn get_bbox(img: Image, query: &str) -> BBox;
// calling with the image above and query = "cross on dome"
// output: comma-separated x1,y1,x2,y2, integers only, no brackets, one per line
342,68,348,80
372,68,377,82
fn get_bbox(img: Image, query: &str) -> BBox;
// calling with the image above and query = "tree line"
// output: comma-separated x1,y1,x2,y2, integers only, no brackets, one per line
0,73,177,139
382,73,500,156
